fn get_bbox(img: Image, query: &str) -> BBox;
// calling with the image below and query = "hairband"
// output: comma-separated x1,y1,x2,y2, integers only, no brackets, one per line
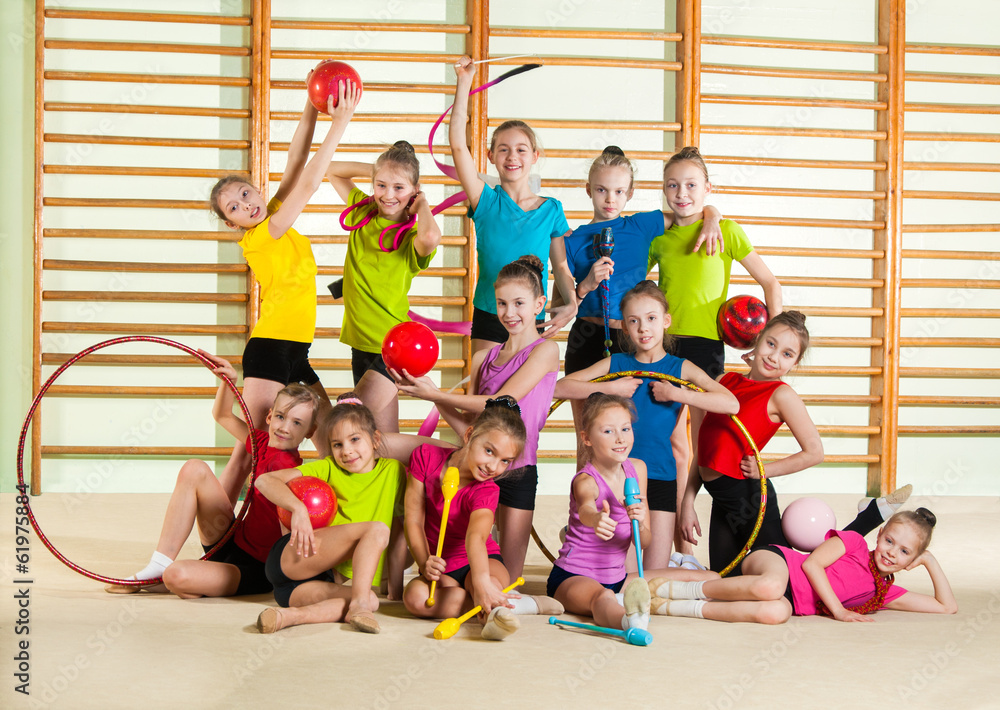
338,397,364,407
485,395,521,415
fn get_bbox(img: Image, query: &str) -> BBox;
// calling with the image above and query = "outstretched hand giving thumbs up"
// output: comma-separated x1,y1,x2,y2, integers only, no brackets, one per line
593,499,617,541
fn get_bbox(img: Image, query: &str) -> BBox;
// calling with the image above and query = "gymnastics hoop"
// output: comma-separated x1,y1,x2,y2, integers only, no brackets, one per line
529,371,767,577
15,336,260,587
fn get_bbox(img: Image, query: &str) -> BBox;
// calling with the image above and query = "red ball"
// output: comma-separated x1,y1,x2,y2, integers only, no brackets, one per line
717,295,769,350
307,60,362,114
276,477,338,530
381,321,439,378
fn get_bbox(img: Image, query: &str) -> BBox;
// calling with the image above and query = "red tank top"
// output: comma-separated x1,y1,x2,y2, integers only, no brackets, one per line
698,372,786,479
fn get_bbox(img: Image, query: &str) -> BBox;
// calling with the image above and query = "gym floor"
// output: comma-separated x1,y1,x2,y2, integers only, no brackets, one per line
3,492,997,710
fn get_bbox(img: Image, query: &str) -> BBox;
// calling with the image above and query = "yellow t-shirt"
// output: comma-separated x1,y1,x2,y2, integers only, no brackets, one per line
648,219,754,340
341,188,436,352
296,456,405,584
237,198,318,343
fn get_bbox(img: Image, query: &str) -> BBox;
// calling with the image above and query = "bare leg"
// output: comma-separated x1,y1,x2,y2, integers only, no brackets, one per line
308,379,332,458
260,582,381,632
356,370,400,434
155,459,237,558
643,510,675,571
404,573,467,619
218,377,283,504
385,516,412,601
162,560,241,599
496,505,533,579
671,408,695,555
554,576,627,631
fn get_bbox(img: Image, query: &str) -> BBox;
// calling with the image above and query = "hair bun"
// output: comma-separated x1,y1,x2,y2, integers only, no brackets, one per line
516,254,544,275
914,507,937,528
602,145,626,157
392,140,415,154
485,395,521,415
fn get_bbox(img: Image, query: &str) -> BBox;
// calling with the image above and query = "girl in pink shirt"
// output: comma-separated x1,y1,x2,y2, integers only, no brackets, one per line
647,507,957,623
402,397,563,640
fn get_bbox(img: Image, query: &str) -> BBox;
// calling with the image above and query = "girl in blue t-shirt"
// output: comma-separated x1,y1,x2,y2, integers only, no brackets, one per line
554,281,738,570
450,56,579,352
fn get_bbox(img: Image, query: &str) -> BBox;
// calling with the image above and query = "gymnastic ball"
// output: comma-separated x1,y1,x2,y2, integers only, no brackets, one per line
382,321,439,378
781,497,836,552
717,295,768,350
277,477,337,529
308,60,363,113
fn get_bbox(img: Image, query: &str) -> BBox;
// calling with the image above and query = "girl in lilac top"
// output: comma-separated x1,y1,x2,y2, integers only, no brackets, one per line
644,507,957,623
547,393,715,635
393,255,560,579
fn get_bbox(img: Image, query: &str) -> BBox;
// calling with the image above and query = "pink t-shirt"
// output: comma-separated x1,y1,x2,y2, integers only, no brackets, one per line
778,529,907,616
408,444,501,572
553,460,637,585
234,429,302,562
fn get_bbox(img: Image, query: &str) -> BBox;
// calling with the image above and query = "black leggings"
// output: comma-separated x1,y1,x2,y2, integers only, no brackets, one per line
705,476,887,574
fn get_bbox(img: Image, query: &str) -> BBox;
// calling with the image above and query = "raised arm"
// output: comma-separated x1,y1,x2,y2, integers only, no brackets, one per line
272,96,318,204
409,191,443,258
267,81,361,239
553,357,642,401
650,360,739,415
740,251,782,319
325,160,372,204
449,56,487,210
742,386,823,480
201,350,249,442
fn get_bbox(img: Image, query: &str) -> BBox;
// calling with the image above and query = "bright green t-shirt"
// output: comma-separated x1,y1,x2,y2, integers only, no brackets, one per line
340,187,436,353
296,456,405,584
648,219,754,340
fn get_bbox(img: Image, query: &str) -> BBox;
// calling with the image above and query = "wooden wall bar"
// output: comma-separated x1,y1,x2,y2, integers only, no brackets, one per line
30,2,999,495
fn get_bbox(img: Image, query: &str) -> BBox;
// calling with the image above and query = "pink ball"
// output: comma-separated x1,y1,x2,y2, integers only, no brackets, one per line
781,497,837,552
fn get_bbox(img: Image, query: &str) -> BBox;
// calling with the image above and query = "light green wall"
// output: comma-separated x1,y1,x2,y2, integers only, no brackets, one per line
0,1,35,493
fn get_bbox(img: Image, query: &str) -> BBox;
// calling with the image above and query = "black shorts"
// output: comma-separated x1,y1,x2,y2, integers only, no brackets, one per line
646,478,678,513
471,308,545,344
264,533,337,608
564,318,625,374
202,535,273,596
671,336,724,380
497,465,538,511
760,545,794,605
444,553,505,588
242,337,320,386
546,563,626,598
350,348,392,385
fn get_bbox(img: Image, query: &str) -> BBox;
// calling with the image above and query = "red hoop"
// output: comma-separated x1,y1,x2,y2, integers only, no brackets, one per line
15,336,259,586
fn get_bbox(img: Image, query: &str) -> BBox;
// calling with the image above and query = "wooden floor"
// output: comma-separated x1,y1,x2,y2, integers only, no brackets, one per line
3,492,998,710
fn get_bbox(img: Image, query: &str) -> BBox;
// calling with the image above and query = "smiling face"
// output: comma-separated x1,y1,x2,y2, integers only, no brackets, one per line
372,167,417,222
217,182,268,230
581,405,634,466
873,521,923,575
463,429,520,483
622,295,670,357
327,419,380,474
662,160,711,226
488,128,538,184
265,395,317,451
495,281,545,336
587,166,634,222
749,324,803,380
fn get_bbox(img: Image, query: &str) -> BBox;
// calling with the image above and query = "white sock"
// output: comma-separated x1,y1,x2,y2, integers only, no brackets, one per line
626,611,650,630
653,579,706,600
669,552,683,568
614,592,624,606
680,555,707,571
481,607,520,641
653,599,706,618
134,551,173,581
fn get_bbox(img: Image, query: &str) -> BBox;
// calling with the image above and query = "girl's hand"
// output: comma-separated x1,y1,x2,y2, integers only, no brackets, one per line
406,191,428,218
198,350,237,382
390,368,440,401
650,380,681,403
288,509,318,558
422,555,446,582
693,219,724,256
905,551,933,572
593,500,617,541
741,351,754,366
834,608,874,623
625,497,645,525
581,257,614,295
740,455,762,479
472,577,511,616
454,55,476,85
607,377,642,399
679,504,702,545
329,80,362,123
